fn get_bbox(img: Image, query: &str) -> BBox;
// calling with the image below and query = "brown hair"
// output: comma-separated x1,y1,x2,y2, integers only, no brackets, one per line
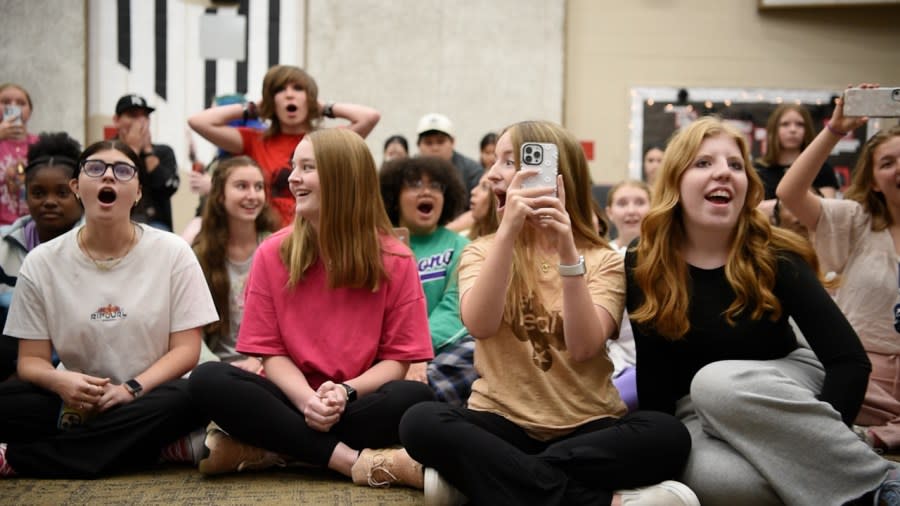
258,65,321,138
279,129,399,290
632,116,823,340
194,156,279,338
844,126,900,232
758,104,816,167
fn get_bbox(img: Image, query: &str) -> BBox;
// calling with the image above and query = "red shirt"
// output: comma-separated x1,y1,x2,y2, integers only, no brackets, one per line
236,228,434,389
238,128,304,227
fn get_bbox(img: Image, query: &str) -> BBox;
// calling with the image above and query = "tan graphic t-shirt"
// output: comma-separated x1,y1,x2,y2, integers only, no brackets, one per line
459,237,627,440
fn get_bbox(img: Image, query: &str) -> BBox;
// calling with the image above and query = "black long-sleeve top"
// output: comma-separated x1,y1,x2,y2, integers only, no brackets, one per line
625,248,871,425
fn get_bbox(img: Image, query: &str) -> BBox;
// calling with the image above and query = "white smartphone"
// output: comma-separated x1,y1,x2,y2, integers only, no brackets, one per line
2,105,21,125
843,88,900,118
519,142,559,194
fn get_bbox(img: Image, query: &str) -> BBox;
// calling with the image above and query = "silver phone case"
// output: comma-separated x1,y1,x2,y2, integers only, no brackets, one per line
843,88,900,118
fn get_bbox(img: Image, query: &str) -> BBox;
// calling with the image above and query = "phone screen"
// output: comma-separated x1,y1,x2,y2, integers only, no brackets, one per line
3,105,22,125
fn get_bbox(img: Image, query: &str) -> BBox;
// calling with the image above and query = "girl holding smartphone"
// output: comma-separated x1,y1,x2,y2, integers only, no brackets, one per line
400,121,697,505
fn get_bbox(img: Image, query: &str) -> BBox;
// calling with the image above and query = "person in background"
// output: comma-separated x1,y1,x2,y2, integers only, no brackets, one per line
630,115,896,505
383,135,409,163
380,156,475,406
189,65,380,228
193,156,279,372
479,132,497,170
113,94,179,232
416,113,483,198
188,128,433,490
0,139,218,478
604,179,652,413
642,145,664,187
755,103,838,201
464,173,498,240
0,132,84,381
777,84,900,455
401,120,697,506
0,83,38,225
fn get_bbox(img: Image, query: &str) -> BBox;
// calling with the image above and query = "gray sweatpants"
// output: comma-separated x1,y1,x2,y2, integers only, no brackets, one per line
676,347,893,506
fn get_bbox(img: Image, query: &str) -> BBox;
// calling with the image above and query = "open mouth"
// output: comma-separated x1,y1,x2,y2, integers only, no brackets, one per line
495,191,507,210
98,188,118,204
705,189,732,205
417,202,434,215
286,104,298,113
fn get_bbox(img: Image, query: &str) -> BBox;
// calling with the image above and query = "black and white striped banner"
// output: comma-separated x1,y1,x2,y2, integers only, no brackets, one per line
88,0,303,163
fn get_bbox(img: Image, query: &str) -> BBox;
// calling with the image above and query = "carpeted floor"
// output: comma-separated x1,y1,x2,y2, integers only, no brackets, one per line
0,465,425,505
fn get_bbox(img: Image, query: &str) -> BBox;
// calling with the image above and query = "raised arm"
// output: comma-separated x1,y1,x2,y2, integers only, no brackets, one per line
776,85,872,229
187,103,246,154
321,101,381,139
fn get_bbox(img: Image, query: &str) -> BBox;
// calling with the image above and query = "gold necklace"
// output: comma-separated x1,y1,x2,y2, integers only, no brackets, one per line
78,224,137,271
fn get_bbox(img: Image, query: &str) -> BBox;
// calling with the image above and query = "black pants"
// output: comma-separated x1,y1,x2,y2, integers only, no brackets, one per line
400,403,691,506
189,362,434,466
0,335,17,381
0,378,206,478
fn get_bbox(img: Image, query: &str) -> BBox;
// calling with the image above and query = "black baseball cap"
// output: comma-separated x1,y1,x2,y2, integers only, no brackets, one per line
115,94,156,115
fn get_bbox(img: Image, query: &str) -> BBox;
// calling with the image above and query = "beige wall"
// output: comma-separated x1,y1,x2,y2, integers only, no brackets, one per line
566,0,900,184
0,0,86,143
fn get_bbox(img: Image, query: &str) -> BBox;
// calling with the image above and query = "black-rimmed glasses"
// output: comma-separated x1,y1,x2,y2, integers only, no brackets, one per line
403,179,445,193
81,160,137,182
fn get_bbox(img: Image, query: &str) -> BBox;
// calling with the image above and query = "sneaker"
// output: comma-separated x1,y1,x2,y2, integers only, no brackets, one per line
425,467,467,506
351,448,424,489
198,425,285,475
874,480,900,506
854,425,886,455
616,480,700,506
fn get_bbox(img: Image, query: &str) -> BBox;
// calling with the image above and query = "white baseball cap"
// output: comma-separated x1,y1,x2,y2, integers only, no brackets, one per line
416,113,454,138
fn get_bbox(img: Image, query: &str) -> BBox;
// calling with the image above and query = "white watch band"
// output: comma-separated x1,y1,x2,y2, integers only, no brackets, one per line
558,255,586,277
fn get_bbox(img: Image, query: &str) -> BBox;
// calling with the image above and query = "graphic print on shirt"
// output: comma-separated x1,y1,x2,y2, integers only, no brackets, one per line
511,294,565,371
418,247,454,284
90,304,128,322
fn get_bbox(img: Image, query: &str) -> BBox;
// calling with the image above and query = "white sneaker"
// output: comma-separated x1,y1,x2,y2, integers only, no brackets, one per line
425,467,467,506
616,480,700,506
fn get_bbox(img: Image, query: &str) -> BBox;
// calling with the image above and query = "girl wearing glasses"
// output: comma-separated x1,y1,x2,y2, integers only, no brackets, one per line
778,85,900,455
189,129,433,489
380,156,475,405
0,140,218,478
400,121,697,505
188,65,380,227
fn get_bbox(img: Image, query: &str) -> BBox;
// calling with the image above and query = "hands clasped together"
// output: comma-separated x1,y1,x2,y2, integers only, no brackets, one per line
54,370,136,413
303,380,349,432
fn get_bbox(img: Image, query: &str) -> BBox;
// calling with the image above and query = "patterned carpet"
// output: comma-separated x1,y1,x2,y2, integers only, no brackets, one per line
0,465,425,505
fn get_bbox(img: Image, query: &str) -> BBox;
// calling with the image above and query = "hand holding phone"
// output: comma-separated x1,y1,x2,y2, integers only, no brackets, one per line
519,142,559,195
3,105,22,125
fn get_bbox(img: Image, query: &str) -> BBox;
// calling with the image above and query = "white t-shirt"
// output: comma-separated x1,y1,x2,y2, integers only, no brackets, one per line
4,224,219,383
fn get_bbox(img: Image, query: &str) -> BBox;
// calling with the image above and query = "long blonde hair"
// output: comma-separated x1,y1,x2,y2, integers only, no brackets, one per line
632,116,822,340
844,126,900,232
279,129,397,290
501,121,607,322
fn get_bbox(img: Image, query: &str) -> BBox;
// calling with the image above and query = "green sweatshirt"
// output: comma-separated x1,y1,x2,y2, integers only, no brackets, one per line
409,227,470,352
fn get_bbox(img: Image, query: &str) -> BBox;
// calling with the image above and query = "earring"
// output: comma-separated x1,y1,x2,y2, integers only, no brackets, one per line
75,194,81,201
133,199,140,208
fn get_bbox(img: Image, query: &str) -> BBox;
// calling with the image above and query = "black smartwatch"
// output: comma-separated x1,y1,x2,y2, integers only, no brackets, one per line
340,383,357,402
124,379,143,398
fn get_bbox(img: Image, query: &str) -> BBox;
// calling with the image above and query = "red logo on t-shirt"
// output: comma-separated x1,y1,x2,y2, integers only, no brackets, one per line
91,304,128,321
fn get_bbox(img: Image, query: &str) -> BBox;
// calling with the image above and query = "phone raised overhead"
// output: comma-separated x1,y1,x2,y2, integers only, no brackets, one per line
843,87,900,118
519,142,559,194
